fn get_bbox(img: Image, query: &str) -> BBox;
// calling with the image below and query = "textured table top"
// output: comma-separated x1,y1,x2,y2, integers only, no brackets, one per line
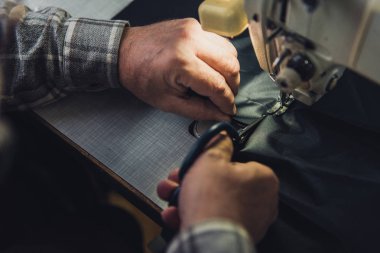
35,90,196,210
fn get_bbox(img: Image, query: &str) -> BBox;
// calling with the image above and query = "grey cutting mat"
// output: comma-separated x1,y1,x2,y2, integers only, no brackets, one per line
35,90,196,208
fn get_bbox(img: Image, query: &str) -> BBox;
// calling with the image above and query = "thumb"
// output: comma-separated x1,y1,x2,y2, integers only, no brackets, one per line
198,133,234,163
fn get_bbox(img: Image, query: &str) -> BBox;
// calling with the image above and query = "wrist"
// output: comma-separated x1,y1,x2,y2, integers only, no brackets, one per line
118,26,138,91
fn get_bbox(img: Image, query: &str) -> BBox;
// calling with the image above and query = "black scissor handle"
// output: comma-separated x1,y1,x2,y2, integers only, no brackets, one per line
179,122,239,180
169,122,239,206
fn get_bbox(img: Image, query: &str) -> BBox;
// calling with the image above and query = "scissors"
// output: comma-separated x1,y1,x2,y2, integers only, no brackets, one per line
168,92,294,206
168,116,266,206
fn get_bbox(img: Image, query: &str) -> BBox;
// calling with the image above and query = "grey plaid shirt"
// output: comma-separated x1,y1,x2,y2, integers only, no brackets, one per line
1,1,126,110
0,2,255,253
167,220,255,253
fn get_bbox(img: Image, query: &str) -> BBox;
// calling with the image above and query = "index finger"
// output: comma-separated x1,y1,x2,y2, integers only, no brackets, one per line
179,57,237,115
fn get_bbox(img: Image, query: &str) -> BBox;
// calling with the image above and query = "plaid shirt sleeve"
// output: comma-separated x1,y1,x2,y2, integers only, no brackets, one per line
167,220,256,253
1,1,128,110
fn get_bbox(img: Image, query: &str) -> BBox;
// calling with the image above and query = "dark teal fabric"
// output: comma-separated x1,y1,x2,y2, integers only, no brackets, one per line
232,35,279,125
232,34,380,253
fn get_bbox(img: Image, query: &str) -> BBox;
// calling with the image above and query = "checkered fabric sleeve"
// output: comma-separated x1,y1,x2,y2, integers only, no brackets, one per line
1,1,128,110
167,219,256,253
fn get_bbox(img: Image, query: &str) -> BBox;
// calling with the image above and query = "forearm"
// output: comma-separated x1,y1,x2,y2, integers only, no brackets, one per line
1,1,128,110
167,220,256,253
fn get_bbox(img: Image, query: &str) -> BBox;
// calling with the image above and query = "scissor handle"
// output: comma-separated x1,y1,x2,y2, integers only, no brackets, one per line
168,187,180,206
178,122,239,180
168,122,240,207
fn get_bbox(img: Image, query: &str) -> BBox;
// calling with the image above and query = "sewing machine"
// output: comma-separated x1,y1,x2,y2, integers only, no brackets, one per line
199,0,380,105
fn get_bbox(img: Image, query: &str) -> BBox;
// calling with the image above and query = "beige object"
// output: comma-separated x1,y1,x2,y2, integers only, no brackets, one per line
198,0,248,38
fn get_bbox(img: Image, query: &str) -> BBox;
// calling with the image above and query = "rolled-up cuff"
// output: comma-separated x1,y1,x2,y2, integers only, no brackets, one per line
63,18,128,90
167,219,255,253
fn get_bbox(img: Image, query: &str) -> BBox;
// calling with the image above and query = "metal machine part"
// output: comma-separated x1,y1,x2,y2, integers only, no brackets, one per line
199,0,380,105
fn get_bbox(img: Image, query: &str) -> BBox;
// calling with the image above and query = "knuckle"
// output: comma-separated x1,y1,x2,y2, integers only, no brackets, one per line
179,18,200,38
220,37,238,57
260,167,279,191
243,162,279,191
213,83,234,106
183,18,200,28
213,81,228,96
230,57,240,76
179,27,193,40
224,56,240,77
213,83,234,105
171,52,188,68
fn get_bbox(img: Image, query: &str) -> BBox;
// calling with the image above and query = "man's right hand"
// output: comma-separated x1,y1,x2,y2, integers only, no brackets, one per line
157,134,279,242
118,18,240,121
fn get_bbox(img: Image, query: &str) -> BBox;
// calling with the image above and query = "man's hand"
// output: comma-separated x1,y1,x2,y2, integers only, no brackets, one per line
118,18,240,121
157,134,279,242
